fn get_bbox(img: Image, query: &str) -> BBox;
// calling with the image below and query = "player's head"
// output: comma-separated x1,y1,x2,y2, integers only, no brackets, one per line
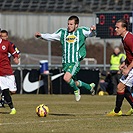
67,15,79,32
115,19,129,37
1,30,8,40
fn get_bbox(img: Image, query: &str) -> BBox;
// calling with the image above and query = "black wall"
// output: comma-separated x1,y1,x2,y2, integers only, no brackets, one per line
14,69,100,94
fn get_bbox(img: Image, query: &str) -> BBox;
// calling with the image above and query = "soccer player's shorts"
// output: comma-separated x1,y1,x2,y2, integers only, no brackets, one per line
0,75,17,92
62,62,80,78
120,69,133,87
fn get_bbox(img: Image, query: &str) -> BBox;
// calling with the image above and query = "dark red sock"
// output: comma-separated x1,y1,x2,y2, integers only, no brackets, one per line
114,92,124,113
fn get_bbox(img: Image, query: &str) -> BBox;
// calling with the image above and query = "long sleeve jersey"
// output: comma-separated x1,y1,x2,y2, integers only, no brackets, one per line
40,27,96,63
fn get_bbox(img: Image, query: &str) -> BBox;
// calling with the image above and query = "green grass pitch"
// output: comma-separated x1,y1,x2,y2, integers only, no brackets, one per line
0,94,133,133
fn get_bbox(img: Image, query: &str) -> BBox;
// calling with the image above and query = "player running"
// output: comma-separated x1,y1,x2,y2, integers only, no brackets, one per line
35,15,96,101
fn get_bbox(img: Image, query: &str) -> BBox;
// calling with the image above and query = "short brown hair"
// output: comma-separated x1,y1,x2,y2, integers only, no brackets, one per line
116,19,129,30
1,30,8,35
68,15,79,24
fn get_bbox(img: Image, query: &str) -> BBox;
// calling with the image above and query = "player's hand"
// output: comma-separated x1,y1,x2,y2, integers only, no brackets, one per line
35,32,41,38
121,68,130,76
13,57,19,64
119,62,126,70
90,25,96,31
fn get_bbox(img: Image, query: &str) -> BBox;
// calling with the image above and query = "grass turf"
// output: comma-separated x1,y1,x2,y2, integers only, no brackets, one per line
0,94,133,133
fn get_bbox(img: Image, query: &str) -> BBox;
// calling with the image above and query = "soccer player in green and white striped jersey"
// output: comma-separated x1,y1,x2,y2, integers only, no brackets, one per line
35,15,96,101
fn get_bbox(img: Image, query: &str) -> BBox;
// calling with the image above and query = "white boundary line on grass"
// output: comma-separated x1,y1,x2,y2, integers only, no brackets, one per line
0,117,95,126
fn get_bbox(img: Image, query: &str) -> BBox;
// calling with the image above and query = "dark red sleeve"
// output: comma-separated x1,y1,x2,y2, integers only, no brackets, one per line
8,41,18,58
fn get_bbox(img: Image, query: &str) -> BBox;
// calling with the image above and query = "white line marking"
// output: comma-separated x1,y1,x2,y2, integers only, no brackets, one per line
0,117,95,126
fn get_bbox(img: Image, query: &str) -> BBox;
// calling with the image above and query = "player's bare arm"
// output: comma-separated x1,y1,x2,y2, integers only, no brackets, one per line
90,25,96,31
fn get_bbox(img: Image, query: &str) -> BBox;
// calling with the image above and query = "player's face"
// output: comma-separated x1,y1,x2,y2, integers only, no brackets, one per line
1,33,8,40
67,20,78,32
115,22,126,37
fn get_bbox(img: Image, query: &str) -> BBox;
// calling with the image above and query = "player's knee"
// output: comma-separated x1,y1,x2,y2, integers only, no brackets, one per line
63,75,70,83
63,72,72,83
117,84,125,92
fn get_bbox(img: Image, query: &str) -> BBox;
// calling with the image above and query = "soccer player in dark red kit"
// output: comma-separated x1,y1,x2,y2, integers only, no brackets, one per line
0,30,20,108
0,29,19,114
107,19,133,116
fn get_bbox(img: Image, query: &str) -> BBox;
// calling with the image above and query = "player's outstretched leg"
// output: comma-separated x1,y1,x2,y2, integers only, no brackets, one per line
74,89,81,102
78,80,95,95
90,83,96,95
68,79,81,101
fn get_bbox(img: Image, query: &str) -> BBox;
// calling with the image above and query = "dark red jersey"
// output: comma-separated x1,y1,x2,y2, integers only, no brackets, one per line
122,32,133,65
0,39,18,76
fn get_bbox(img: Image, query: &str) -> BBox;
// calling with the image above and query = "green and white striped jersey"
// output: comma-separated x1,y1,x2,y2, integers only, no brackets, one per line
41,27,96,63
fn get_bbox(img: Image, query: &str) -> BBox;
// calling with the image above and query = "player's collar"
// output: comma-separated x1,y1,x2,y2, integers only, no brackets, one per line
0,38,2,43
123,31,128,40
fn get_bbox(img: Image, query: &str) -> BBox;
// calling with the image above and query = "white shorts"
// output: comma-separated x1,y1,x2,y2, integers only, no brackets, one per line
120,69,133,87
0,75,17,92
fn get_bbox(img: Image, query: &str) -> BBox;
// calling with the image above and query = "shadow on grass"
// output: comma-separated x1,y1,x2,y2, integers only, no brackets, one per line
50,113,75,116
121,114,130,116
0,112,9,114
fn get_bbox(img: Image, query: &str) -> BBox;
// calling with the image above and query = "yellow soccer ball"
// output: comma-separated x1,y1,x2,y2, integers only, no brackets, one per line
36,104,49,117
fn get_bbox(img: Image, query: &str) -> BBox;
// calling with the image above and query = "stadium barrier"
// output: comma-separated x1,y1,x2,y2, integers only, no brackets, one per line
13,67,100,95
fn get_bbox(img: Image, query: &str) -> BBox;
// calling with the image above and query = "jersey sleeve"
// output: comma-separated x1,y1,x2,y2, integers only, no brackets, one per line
82,27,96,37
10,42,20,54
8,41,18,58
41,28,62,41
